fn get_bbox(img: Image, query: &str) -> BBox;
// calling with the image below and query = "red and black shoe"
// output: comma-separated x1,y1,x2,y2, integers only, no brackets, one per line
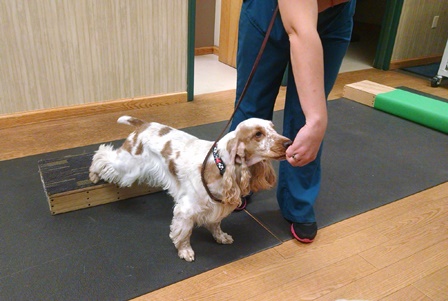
290,222,317,244
234,192,253,211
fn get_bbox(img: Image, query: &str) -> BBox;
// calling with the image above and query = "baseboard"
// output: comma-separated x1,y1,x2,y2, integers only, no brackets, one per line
0,92,187,129
389,55,442,70
195,46,219,56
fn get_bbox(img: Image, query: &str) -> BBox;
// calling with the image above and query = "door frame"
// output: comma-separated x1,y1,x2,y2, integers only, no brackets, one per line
187,0,196,101
373,0,404,70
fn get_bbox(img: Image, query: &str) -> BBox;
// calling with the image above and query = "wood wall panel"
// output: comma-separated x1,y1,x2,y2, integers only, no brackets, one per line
391,0,448,62
0,0,187,115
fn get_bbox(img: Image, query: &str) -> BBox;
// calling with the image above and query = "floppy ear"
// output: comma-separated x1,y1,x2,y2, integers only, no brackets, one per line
222,138,243,205
236,142,251,197
249,160,277,192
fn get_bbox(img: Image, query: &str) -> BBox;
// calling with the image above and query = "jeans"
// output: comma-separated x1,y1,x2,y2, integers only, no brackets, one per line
229,0,356,223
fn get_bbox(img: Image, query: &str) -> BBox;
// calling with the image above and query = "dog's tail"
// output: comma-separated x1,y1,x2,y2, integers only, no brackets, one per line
117,115,146,127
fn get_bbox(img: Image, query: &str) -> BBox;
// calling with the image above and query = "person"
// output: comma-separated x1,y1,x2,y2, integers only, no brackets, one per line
230,0,357,243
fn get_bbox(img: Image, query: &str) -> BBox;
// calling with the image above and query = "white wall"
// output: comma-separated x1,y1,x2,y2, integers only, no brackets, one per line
0,0,188,115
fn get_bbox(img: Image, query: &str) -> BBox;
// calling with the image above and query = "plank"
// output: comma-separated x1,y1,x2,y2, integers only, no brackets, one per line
342,80,395,107
313,239,448,300
413,266,448,301
379,285,432,301
38,152,160,215
47,184,160,215
178,227,388,301
244,255,377,301
359,195,448,269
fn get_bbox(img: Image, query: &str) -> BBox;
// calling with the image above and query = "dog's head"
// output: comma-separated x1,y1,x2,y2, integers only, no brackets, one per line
222,118,292,205
231,118,292,165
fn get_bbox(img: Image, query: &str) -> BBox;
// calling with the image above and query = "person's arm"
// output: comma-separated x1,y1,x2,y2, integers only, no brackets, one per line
278,0,327,167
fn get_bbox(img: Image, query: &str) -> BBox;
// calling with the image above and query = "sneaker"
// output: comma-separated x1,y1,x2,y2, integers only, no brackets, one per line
290,222,317,243
234,192,252,211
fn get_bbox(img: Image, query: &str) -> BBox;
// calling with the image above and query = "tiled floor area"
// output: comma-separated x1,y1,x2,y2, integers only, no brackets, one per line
194,36,375,95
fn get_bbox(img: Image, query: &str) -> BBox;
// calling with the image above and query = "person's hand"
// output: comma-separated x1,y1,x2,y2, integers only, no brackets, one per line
285,121,326,167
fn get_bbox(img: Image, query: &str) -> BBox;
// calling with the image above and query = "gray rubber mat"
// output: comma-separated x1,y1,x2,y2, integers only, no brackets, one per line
1,95,447,300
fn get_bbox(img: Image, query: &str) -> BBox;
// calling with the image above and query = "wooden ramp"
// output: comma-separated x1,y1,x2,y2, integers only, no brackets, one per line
38,153,160,215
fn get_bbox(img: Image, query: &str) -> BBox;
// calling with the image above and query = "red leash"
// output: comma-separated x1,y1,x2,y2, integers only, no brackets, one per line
200,5,279,202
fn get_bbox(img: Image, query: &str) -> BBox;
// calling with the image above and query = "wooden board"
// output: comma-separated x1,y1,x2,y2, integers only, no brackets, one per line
343,80,396,107
46,183,161,215
38,153,161,215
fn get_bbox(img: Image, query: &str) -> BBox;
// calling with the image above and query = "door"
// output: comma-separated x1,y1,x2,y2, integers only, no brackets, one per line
218,0,242,68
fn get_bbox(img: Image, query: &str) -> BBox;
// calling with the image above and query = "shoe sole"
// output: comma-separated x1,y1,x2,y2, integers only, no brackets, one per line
234,198,247,211
290,224,314,243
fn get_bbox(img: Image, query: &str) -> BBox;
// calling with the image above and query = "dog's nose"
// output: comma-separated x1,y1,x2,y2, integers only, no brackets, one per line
283,140,293,149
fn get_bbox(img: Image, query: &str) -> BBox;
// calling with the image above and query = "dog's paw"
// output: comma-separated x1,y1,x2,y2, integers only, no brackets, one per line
215,232,234,245
178,248,195,262
89,171,100,184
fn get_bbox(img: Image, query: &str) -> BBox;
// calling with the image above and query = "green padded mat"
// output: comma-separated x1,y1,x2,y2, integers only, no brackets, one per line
375,89,448,134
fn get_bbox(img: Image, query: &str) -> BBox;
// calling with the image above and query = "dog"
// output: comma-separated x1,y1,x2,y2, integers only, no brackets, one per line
89,116,292,261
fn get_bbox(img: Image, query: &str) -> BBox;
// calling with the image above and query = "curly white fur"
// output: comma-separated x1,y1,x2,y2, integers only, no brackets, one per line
89,116,291,261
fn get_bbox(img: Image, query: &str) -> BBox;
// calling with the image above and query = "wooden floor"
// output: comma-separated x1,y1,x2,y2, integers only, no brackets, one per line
2,69,447,300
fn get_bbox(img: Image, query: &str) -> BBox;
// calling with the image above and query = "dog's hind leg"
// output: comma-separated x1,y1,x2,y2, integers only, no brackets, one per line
205,222,234,245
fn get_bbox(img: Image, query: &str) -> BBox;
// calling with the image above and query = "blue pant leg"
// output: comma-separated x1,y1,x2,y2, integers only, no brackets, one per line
229,0,289,131
320,0,357,92
277,64,323,223
277,1,356,224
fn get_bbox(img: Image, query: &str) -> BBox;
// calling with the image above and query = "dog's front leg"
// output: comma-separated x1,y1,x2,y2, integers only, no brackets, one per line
205,222,234,245
169,214,195,262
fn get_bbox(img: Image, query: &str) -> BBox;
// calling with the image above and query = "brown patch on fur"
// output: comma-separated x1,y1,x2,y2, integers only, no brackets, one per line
168,159,178,179
159,126,172,136
161,141,172,159
133,123,150,138
127,117,145,127
230,125,265,160
135,142,144,155
236,125,265,142
121,139,133,153
132,132,138,145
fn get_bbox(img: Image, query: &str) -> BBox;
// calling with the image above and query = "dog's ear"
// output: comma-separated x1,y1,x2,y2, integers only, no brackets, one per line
236,142,251,197
222,138,243,205
249,160,276,192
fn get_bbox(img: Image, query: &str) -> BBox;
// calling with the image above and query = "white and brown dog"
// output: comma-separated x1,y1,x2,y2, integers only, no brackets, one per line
89,116,291,261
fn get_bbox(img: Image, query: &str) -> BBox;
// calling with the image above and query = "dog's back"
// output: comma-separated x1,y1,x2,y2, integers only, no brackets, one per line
90,116,211,192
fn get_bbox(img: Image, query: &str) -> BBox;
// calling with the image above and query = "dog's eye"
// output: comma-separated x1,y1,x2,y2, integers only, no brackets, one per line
255,131,263,138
